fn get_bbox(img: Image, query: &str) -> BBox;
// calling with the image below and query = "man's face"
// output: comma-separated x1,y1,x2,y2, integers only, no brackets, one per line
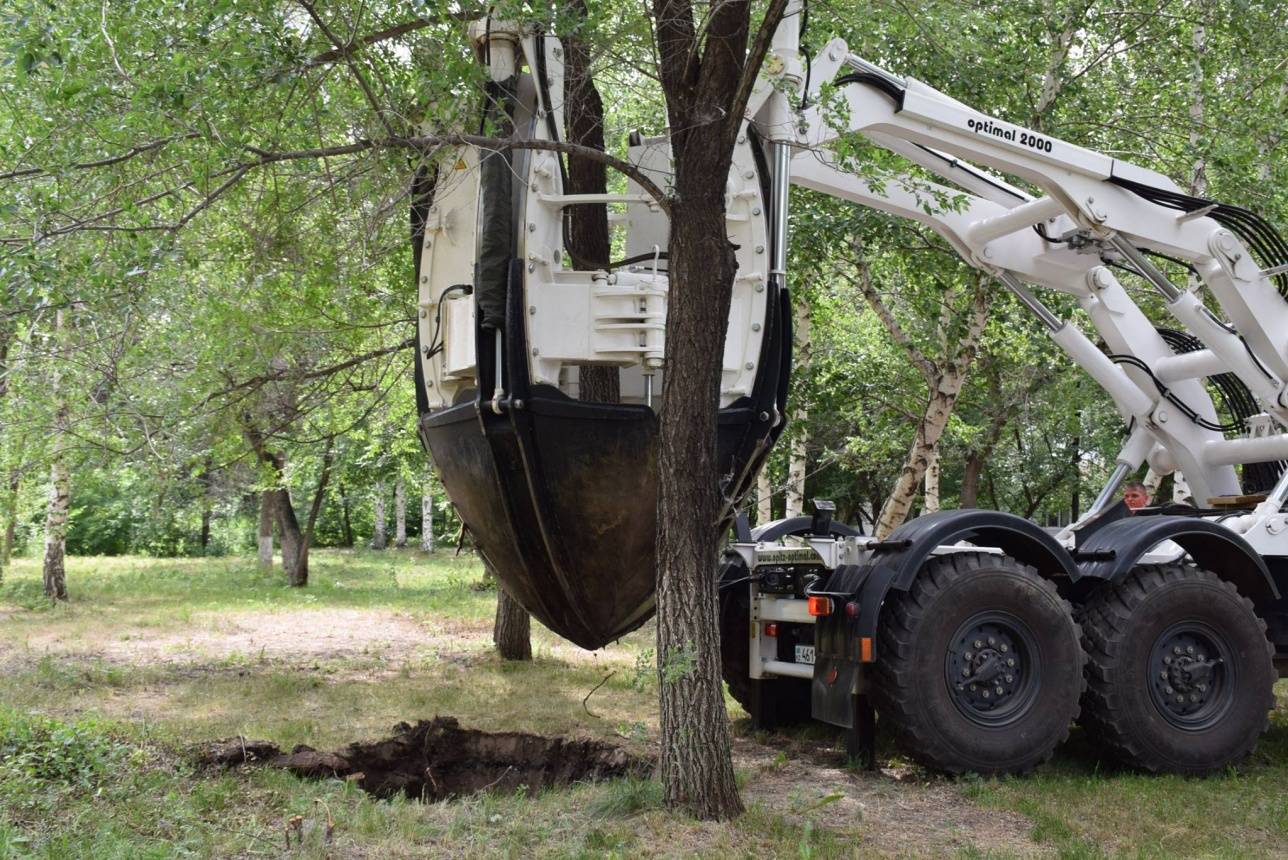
1124,486,1150,510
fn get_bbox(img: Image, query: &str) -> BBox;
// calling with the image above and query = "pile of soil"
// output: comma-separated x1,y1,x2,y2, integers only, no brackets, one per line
196,716,652,800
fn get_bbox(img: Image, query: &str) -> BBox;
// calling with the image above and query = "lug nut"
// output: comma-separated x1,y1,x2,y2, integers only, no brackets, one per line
1164,656,1172,665
1000,644,1009,653
962,667,971,676
1187,646,1195,655
974,640,983,649
1198,684,1207,692
1005,675,1014,683
1006,658,1015,667
1174,646,1182,655
1190,694,1199,703
964,652,973,660
995,687,1004,696
987,637,996,646
969,684,977,692
982,690,990,699
1165,686,1174,695
1176,694,1185,703
1160,671,1169,679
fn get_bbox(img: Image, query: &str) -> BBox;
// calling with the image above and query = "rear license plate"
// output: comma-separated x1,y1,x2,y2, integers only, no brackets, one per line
794,645,815,665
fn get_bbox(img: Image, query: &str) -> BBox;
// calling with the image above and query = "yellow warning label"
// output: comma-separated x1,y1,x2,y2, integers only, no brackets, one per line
454,158,468,170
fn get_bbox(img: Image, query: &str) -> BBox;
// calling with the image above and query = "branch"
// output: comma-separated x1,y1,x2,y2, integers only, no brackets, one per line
727,0,791,143
0,134,199,182
203,336,414,403
303,12,481,67
844,238,936,385
298,1,398,137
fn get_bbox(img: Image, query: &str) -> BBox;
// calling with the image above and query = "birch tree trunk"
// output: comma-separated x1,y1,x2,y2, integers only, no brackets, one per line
755,468,772,525
923,451,941,514
371,479,387,549
394,476,407,547
42,308,69,601
258,490,275,571
421,487,434,552
848,249,990,539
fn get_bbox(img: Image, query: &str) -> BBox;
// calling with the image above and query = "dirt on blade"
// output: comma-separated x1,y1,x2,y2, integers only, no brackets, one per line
197,716,653,800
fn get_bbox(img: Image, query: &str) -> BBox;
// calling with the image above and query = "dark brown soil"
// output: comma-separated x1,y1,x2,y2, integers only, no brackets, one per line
196,716,652,801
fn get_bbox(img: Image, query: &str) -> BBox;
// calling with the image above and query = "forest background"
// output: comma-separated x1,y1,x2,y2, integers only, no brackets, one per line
1,0,1285,576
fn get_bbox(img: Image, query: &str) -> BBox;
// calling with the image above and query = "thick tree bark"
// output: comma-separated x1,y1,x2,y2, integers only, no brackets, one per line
647,0,787,820
258,490,275,571
493,585,532,661
394,476,407,547
371,479,387,549
42,308,69,602
565,0,620,405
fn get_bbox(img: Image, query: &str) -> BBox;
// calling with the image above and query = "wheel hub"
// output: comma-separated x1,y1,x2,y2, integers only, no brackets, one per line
1148,623,1234,730
945,612,1039,726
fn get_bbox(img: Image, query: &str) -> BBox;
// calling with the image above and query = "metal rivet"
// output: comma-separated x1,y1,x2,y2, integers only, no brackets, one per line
421,276,429,284
744,362,754,370
532,348,539,356
755,245,765,254
751,322,761,332
528,222,536,232
528,262,536,273
529,306,536,315
752,207,762,216
744,170,755,179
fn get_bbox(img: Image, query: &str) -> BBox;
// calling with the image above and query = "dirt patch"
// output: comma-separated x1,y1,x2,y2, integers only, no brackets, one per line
2,608,470,672
198,716,652,801
734,737,1050,858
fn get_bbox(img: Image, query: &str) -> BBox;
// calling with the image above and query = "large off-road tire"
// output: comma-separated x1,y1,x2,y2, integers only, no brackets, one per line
1079,563,1276,774
718,554,813,723
874,552,1085,775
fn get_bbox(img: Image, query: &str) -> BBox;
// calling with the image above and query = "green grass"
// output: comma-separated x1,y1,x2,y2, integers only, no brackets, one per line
1,550,1287,857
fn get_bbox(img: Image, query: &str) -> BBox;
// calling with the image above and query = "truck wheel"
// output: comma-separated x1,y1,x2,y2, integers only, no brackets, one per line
1079,563,1275,774
718,554,813,723
874,552,1084,774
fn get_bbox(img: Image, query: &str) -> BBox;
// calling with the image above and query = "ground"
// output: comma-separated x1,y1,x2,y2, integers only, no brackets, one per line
0,551,1286,858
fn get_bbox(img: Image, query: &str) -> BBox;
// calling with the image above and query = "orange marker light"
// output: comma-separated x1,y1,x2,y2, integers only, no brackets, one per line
764,622,779,637
859,637,875,663
807,596,833,617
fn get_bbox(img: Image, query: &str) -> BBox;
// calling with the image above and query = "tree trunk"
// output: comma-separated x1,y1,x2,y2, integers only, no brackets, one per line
421,486,434,552
371,480,387,549
42,308,69,602
338,481,355,547
876,371,971,538
493,585,532,661
1,471,16,569
272,485,309,587
258,490,275,571
961,453,984,508
923,450,941,514
565,0,620,405
655,197,743,819
394,476,407,547
755,467,772,525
